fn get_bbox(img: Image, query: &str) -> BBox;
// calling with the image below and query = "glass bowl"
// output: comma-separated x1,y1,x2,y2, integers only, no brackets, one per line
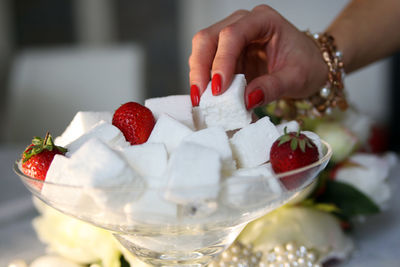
14,140,332,266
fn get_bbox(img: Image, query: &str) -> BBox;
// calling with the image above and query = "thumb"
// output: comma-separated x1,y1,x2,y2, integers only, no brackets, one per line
245,72,286,110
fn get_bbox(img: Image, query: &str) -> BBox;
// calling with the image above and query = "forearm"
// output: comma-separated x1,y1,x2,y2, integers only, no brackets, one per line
326,0,400,73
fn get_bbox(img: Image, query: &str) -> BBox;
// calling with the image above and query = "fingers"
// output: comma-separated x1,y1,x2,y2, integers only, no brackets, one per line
189,9,249,106
245,66,304,110
211,5,279,95
245,74,283,110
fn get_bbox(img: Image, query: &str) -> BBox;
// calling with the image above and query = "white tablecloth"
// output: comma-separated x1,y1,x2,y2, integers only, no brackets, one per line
1,145,399,266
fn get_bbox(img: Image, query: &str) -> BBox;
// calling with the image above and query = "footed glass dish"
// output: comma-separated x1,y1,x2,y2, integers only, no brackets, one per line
14,141,332,267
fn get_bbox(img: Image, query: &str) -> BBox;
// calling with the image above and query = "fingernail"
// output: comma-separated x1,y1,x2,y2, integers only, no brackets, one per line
190,84,200,107
246,89,264,110
211,73,222,95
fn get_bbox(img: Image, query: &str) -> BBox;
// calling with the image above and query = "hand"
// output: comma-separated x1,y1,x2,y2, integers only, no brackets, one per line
189,5,328,109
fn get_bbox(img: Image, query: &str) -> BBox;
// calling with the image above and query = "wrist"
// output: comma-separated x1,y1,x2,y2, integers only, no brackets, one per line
324,25,354,73
273,30,348,120
305,31,348,114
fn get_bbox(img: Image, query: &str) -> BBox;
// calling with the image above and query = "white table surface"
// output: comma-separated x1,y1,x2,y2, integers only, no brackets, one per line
1,145,399,266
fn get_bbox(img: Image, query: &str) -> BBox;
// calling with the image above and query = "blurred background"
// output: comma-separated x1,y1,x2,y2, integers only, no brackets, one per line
0,0,398,148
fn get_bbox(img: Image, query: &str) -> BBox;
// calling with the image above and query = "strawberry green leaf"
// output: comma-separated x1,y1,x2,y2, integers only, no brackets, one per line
299,139,306,152
33,147,42,154
278,135,291,146
22,132,67,162
32,138,42,146
290,138,298,150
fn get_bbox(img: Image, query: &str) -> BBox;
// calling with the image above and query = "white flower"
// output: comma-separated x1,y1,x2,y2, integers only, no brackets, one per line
32,198,122,267
339,108,372,146
334,153,397,208
315,122,357,163
30,255,83,267
238,206,354,263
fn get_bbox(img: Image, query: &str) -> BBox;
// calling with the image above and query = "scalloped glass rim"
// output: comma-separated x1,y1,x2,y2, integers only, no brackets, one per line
14,140,332,190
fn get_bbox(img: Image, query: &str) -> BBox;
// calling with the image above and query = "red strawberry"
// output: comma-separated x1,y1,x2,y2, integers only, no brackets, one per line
112,102,155,145
22,132,67,181
270,128,319,190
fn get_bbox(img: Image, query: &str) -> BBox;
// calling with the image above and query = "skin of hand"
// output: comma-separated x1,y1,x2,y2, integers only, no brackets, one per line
189,0,400,109
189,5,328,109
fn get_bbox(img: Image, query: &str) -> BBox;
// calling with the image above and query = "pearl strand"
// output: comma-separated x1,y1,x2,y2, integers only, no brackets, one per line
210,241,322,267
265,242,321,267
210,242,263,267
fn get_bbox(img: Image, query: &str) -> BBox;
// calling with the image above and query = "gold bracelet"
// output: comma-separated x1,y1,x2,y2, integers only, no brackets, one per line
274,31,348,120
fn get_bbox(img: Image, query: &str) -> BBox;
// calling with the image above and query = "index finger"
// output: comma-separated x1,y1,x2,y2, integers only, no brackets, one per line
189,10,250,95
211,5,280,95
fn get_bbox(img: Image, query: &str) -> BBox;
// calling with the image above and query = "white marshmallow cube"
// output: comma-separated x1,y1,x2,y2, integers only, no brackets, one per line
234,164,282,194
55,111,112,146
230,116,280,168
145,95,195,130
124,178,177,222
276,120,300,135
192,107,206,130
66,120,129,154
165,142,222,204
223,164,283,208
183,126,236,173
68,138,138,186
52,138,144,209
199,74,251,131
43,154,91,210
302,131,323,158
147,114,193,154
120,142,168,178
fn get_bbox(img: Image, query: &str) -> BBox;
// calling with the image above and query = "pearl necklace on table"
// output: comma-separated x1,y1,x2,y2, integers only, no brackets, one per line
210,241,322,267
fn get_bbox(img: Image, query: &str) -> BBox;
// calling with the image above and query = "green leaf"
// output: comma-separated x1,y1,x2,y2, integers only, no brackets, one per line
278,135,291,146
22,132,68,162
290,138,298,150
306,140,314,148
32,138,42,145
299,139,306,152
120,255,131,267
56,146,68,154
316,180,380,218
33,147,42,154
253,106,267,119
254,104,282,124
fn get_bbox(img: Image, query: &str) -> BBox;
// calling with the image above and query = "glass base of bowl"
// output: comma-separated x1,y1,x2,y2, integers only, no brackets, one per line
114,223,247,266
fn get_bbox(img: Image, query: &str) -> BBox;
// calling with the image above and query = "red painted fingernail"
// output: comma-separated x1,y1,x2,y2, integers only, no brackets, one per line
211,73,222,95
246,89,264,110
190,84,200,107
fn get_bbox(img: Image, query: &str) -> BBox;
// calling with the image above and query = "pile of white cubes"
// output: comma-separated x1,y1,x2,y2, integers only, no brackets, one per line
42,74,321,221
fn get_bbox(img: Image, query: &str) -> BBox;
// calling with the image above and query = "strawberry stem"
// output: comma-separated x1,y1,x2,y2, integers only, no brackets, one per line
23,132,67,163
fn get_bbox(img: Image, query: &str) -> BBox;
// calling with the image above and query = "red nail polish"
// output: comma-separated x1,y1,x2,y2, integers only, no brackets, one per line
190,84,200,107
247,89,264,110
211,74,222,95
